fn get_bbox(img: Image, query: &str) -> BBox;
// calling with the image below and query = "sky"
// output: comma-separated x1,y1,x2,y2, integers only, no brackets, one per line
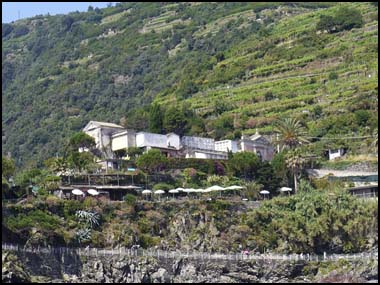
2,2,116,23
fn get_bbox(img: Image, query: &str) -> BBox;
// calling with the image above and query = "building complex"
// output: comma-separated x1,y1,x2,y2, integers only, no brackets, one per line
82,121,275,171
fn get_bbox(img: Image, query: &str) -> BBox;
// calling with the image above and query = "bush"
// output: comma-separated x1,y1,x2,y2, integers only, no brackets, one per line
152,183,174,191
123,194,137,205
316,7,363,33
13,25,29,37
328,72,338,80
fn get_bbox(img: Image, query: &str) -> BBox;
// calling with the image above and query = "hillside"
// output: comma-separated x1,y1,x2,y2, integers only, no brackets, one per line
2,2,378,168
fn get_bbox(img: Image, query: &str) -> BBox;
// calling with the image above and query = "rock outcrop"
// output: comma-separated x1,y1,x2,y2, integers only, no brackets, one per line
2,250,378,283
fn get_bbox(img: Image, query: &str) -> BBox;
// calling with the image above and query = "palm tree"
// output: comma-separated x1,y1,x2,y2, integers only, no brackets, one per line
274,118,310,150
285,149,307,193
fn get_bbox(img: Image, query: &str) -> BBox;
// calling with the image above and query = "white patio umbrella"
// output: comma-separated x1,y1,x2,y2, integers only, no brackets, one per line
193,189,204,193
154,190,165,201
168,189,179,198
206,185,226,197
87,189,99,196
225,185,245,190
206,185,225,191
142,189,152,200
125,185,142,189
260,190,270,200
72,189,84,196
280,187,292,195
175,187,185,191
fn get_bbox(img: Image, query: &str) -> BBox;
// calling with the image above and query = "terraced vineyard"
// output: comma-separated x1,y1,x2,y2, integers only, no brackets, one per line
2,2,378,167
156,2,378,149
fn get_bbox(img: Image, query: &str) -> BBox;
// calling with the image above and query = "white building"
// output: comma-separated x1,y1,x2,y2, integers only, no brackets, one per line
136,132,170,149
215,140,238,153
185,149,228,160
166,133,180,150
83,121,126,158
181,136,215,151
111,130,136,152
328,148,346,160
239,130,275,161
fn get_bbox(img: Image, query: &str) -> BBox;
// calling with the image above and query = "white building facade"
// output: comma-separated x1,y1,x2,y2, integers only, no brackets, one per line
215,140,238,153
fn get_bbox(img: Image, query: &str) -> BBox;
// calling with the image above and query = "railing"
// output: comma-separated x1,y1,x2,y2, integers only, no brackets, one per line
352,192,378,198
2,243,377,262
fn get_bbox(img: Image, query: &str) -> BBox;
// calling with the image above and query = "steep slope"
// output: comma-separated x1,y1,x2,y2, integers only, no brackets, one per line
2,2,378,168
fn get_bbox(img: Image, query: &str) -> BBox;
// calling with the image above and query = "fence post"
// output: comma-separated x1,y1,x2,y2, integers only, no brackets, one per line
324,252,326,260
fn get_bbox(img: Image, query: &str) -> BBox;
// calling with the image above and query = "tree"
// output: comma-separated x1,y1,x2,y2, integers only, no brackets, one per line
285,149,307,193
228,152,260,180
2,156,15,180
126,147,144,161
274,118,310,150
255,161,280,194
316,7,363,33
136,149,168,174
68,132,96,151
163,106,187,136
67,151,96,173
44,157,68,174
149,104,163,133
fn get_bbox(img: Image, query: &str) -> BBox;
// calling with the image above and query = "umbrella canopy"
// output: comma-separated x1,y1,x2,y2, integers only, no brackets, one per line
193,189,204,193
87,189,99,196
125,185,142,189
202,189,213,193
168,189,179,194
72,189,84,196
154,190,165,194
142,189,152,194
206,185,225,191
224,185,244,190
175,187,185,191
260,190,270,195
280,187,292,192
183,188,196,193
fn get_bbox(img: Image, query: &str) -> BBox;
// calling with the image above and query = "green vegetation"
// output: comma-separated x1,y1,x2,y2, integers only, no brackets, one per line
3,186,377,254
2,2,377,169
136,149,168,173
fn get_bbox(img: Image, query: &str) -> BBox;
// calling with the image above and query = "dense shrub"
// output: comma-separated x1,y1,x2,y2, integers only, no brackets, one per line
246,189,378,254
316,7,363,33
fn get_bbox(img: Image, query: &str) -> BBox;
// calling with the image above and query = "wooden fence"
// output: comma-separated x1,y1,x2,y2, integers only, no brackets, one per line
2,243,377,262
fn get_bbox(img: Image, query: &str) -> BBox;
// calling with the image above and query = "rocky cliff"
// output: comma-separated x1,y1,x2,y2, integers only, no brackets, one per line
2,249,378,283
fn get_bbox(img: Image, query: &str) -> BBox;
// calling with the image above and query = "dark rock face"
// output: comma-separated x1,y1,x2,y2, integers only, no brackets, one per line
2,250,378,283
2,252,31,283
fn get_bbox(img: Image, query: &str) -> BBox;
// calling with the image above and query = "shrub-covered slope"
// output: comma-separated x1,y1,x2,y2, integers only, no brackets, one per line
2,2,378,167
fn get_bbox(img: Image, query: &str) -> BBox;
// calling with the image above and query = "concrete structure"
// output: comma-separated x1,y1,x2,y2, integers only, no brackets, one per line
166,133,180,149
328,148,346,160
83,121,125,158
181,136,215,151
137,132,171,149
239,131,275,161
348,184,378,198
111,130,136,152
136,132,180,157
215,140,238,153
82,121,276,163
185,149,228,160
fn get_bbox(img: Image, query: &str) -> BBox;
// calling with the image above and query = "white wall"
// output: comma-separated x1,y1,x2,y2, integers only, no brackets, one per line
112,134,129,151
167,134,180,149
329,149,343,160
136,132,167,148
215,140,238,153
